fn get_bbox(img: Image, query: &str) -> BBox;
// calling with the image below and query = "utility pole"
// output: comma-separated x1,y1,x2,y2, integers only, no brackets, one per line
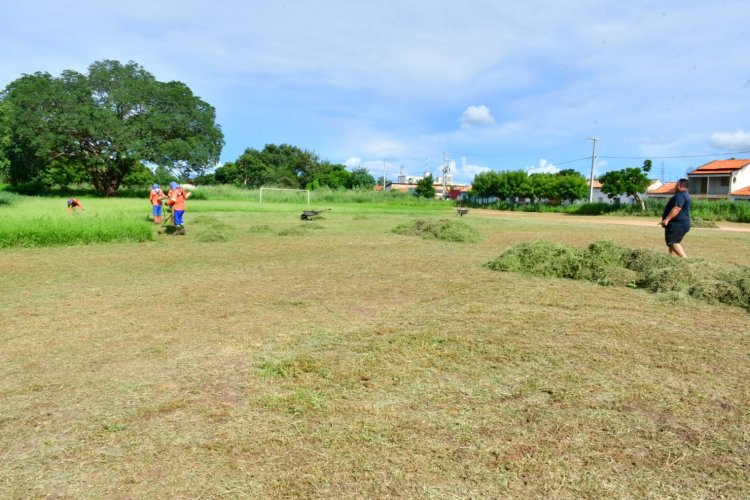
442,152,451,200
588,137,600,203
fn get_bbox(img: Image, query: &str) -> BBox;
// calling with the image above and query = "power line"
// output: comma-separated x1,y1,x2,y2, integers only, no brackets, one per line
600,150,750,160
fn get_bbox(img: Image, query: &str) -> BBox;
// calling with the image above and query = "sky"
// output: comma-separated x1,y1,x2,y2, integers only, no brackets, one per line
3,0,749,185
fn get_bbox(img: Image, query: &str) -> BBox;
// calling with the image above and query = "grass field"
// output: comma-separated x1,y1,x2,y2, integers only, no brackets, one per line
1,197,749,497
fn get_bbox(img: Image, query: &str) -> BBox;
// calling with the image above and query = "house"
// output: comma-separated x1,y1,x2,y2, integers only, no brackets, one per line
687,159,750,200
729,185,750,202
646,181,677,199
589,179,663,204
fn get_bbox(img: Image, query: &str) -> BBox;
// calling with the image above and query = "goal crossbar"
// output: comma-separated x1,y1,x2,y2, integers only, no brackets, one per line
259,187,310,205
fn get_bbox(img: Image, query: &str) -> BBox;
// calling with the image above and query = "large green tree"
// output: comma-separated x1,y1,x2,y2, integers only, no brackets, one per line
599,160,653,209
1,60,224,196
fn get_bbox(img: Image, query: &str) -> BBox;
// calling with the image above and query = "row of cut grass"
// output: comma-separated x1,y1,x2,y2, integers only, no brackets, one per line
486,239,750,310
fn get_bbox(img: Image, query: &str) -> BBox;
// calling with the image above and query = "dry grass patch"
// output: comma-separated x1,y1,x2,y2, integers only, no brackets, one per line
1,209,749,497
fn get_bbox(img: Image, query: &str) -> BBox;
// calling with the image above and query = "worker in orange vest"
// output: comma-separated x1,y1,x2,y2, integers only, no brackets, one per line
167,181,191,235
66,198,84,213
149,183,167,223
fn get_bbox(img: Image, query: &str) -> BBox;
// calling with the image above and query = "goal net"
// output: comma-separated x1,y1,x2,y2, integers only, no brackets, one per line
259,187,311,206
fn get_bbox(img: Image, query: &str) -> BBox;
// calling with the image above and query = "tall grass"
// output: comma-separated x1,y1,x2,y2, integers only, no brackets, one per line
0,191,20,206
0,214,153,248
466,197,750,222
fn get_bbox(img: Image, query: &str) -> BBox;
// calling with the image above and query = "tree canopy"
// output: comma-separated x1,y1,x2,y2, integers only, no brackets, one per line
599,160,653,209
469,170,588,203
0,60,224,196
212,144,375,190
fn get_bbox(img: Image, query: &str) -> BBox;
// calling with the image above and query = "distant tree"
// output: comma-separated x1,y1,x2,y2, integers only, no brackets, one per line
414,174,436,198
0,101,10,179
309,162,350,189
121,162,155,187
1,59,224,196
349,167,376,189
234,148,275,187
470,171,501,198
260,144,317,187
599,159,653,210
557,168,584,178
192,172,216,185
153,165,177,186
376,176,392,188
554,173,589,202
213,161,238,185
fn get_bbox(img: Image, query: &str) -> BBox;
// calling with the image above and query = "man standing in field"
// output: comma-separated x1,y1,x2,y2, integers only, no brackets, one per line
661,178,692,257
167,181,191,235
149,184,167,224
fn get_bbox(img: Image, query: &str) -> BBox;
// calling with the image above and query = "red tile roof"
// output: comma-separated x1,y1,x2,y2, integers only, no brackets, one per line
689,159,750,175
730,185,750,197
648,182,677,194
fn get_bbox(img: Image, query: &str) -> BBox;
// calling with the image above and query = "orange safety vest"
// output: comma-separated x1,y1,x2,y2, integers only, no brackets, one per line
150,189,165,205
169,187,188,210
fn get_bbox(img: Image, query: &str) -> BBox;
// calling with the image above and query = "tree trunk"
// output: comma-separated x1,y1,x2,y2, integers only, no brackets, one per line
634,193,645,211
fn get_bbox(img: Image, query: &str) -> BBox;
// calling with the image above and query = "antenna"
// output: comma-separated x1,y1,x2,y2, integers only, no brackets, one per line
442,152,451,200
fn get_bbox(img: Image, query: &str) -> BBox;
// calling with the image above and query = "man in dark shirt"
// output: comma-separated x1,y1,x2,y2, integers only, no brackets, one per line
661,178,692,257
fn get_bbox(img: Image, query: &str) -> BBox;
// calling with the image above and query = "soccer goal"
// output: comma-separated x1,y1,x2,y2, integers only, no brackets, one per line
259,187,311,206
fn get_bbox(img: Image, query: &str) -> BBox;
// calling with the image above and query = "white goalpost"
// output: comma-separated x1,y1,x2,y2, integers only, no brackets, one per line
259,187,311,205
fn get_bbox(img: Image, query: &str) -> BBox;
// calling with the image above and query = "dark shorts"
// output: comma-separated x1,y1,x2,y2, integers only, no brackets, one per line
665,222,690,246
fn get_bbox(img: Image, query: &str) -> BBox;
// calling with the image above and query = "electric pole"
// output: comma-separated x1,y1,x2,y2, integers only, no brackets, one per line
588,137,600,203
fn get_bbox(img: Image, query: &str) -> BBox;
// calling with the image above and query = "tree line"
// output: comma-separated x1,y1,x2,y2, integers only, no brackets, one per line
468,169,589,203
196,144,375,190
0,59,375,197
0,59,652,201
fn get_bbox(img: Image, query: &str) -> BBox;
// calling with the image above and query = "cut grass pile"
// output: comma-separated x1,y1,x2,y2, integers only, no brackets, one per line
486,239,750,310
0,214,153,248
391,218,482,242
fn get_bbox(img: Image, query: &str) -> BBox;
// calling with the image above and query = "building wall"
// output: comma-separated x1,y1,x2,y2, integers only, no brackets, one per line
733,165,750,191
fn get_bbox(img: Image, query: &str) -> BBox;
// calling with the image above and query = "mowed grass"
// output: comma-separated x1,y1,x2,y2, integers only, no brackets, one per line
1,200,749,498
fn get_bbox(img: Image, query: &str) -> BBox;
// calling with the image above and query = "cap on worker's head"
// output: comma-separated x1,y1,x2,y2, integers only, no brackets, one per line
170,182,178,189
152,183,159,189
66,198,73,205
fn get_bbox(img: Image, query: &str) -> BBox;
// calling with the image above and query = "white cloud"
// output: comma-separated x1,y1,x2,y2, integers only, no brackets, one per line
710,130,750,151
344,156,361,168
363,138,404,157
525,158,560,175
460,105,495,128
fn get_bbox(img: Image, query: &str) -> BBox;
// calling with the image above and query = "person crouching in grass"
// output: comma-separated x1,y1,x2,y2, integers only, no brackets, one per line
66,198,84,213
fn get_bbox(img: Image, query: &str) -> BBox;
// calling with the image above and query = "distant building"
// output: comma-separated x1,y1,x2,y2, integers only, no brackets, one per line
646,181,677,199
687,159,750,200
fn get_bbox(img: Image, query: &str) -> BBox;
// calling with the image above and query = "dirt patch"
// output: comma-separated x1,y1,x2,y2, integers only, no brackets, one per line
472,210,750,232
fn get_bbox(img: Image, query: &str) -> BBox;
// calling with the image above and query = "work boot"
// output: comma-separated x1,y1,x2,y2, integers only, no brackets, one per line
177,224,186,235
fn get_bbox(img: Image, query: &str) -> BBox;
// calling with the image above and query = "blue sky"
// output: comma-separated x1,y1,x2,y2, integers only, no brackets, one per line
3,0,749,185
